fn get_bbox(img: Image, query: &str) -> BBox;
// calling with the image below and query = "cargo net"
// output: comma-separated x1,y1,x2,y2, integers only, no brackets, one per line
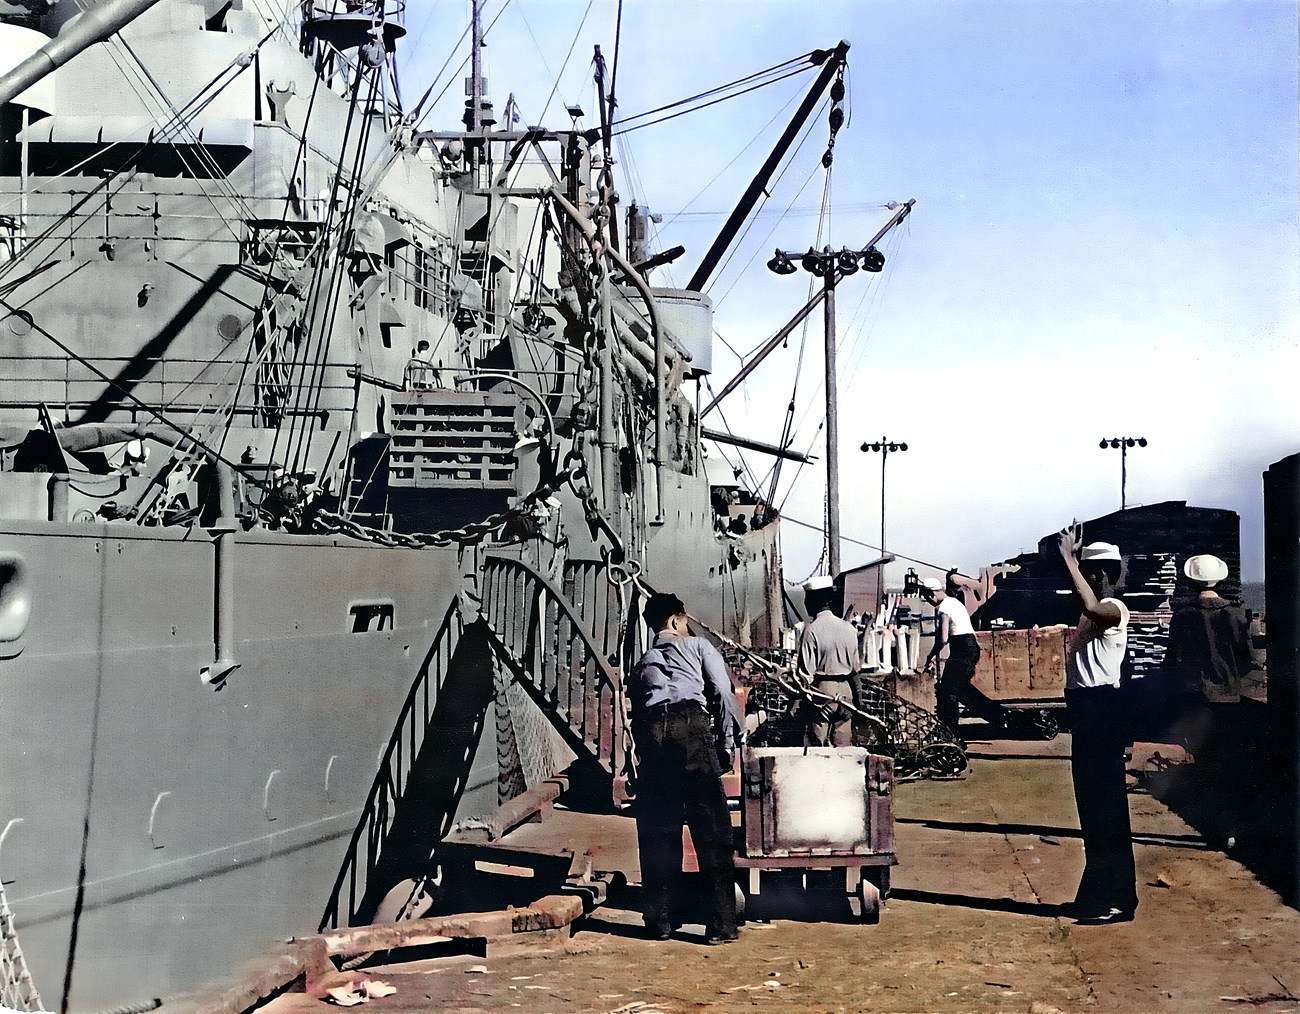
0,876,43,1011
731,648,967,780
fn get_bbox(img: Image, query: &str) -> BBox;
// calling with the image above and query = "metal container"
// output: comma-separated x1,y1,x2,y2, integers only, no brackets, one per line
742,746,893,858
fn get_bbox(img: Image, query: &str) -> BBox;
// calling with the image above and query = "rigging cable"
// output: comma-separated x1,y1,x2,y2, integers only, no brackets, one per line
536,0,595,125
609,0,624,127
173,34,333,464
699,376,763,495
768,226,905,516
657,82,805,237
270,67,370,471
779,224,905,455
610,66,811,138
763,162,834,504
0,295,269,484
9,0,300,215
288,65,385,475
513,5,566,110
838,223,910,390
0,19,290,283
780,514,960,575
411,0,516,130
610,52,814,130
0,7,339,478
705,104,828,303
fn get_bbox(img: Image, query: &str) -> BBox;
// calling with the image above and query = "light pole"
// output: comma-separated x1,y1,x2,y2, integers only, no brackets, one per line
768,238,895,574
1099,436,1147,510
861,437,907,599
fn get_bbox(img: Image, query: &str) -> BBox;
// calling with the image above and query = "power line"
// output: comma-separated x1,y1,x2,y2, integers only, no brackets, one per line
780,514,955,574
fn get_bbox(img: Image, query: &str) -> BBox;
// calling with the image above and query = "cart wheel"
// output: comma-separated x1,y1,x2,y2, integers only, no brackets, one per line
866,865,892,901
734,882,747,926
857,878,882,923
1032,709,1060,740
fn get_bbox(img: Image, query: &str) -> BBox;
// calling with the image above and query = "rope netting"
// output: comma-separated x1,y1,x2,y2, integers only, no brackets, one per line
727,647,967,780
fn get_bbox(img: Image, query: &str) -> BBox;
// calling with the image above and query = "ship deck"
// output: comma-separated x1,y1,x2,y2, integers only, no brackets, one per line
248,716,1299,1014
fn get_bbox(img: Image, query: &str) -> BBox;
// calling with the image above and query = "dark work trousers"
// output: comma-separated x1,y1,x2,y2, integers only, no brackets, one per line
1065,686,1138,915
1121,672,1171,746
936,634,995,734
632,702,737,936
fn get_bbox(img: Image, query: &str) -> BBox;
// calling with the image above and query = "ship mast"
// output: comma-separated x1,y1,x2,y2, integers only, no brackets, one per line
467,0,484,132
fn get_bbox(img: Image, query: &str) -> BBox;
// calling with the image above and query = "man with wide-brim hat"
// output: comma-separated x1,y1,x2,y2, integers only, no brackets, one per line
796,575,862,746
1058,531,1138,925
1163,553,1252,755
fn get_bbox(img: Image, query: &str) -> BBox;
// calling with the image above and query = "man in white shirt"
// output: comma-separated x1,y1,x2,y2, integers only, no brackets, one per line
1059,532,1137,925
921,573,999,740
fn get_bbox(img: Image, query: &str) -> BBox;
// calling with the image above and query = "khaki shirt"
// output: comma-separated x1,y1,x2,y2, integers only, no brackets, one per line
797,609,862,680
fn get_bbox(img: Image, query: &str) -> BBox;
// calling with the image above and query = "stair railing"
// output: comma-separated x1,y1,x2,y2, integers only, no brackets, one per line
480,554,630,786
319,597,463,931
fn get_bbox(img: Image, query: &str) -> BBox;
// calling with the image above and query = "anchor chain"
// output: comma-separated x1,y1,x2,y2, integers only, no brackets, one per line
308,471,575,549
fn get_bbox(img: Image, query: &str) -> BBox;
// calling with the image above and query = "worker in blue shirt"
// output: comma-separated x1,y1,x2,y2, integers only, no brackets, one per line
628,591,743,944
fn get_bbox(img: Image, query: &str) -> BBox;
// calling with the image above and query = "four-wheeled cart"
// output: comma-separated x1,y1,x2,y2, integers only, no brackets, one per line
735,746,895,922
971,626,1070,738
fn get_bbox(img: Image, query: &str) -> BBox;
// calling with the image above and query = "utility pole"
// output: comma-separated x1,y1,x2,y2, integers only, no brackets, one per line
768,243,891,574
861,437,908,600
1099,436,1148,510
823,270,840,574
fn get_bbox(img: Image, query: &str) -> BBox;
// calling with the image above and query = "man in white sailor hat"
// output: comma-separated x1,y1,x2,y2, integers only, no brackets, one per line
796,575,862,746
1058,531,1137,925
1164,553,1252,759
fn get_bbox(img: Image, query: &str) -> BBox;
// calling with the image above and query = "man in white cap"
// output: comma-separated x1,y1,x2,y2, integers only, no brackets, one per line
796,575,862,746
1058,530,1137,925
921,572,998,741
1164,554,1252,758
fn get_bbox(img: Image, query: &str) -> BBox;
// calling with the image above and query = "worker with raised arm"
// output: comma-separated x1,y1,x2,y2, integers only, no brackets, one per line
921,572,999,742
1058,530,1137,925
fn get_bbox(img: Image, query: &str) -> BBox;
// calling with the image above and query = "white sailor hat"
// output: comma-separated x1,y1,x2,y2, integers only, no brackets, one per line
1079,542,1122,563
802,575,835,593
1184,554,1228,586
920,577,943,592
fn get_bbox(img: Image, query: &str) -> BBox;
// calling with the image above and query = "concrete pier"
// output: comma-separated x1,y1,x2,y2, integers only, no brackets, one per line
243,723,1298,1014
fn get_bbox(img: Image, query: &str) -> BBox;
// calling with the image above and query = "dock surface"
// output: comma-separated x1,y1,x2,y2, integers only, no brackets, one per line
262,731,1298,1014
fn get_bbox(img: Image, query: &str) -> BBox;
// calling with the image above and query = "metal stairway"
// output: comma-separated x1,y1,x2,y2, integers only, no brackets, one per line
0,874,43,1011
318,554,636,933
479,554,633,799
319,598,472,932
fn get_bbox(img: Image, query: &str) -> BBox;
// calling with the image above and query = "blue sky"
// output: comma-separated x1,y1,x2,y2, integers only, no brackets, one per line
403,1,1299,584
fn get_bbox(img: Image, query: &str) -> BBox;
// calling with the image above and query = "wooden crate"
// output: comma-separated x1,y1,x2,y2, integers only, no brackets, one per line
972,627,1068,703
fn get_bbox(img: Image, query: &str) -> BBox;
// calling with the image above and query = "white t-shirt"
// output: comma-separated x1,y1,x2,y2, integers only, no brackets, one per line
937,595,975,637
1065,597,1130,690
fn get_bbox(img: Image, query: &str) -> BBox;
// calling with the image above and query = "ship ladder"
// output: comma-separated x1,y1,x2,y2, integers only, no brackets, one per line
0,874,43,1011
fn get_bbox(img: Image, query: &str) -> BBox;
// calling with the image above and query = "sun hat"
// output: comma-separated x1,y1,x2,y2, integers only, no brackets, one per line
1183,554,1228,586
1079,542,1122,563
